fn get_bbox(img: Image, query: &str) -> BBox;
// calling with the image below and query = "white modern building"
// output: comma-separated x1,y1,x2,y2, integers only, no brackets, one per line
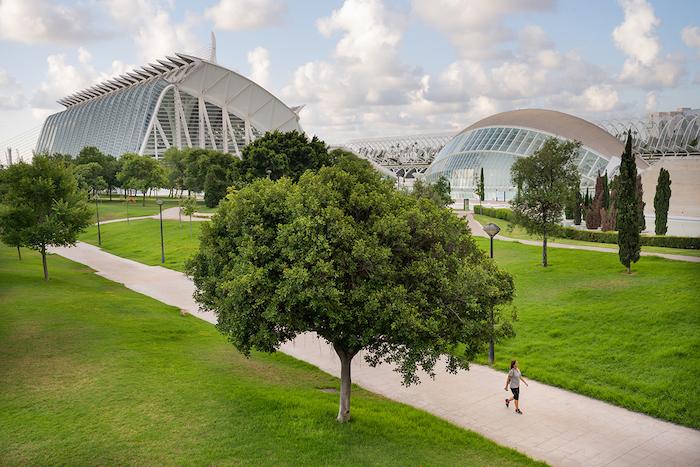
35,52,302,159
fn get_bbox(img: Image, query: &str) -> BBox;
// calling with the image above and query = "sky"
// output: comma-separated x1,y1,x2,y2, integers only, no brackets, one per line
0,0,698,146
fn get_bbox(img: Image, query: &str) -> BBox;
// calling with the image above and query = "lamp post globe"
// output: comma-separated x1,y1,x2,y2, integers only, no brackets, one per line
482,222,500,365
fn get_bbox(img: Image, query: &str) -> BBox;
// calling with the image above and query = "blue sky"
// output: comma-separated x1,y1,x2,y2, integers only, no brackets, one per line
0,0,698,146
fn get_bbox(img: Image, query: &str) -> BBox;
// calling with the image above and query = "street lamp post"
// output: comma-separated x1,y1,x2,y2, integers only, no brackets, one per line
95,196,102,246
482,222,501,365
266,168,272,179
157,199,165,264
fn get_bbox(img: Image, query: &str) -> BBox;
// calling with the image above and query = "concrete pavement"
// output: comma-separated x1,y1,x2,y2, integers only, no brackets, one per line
50,242,700,467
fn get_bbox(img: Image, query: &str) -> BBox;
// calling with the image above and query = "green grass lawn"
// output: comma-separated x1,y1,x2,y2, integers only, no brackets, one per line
82,218,700,428
473,213,700,257
0,246,539,466
472,236,700,429
93,197,211,222
81,219,203,272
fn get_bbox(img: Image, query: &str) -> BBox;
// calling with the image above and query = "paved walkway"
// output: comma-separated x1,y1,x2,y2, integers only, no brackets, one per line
49,242,700,467
101,207,211,225
462,211,700,263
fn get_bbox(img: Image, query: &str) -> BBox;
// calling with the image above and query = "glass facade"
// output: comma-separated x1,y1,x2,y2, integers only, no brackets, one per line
423,126,611,200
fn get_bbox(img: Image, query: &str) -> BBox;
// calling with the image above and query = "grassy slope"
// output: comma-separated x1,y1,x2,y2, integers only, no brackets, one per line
82,220,700,428
81,219,203,272
473,213,700,257
472,237,700,428
0,246,539,466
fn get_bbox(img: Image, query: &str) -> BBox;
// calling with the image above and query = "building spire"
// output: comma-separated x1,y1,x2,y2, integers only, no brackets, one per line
210,31,217,64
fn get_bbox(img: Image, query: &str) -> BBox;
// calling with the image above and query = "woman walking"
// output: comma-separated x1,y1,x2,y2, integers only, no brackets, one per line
505,360,529,414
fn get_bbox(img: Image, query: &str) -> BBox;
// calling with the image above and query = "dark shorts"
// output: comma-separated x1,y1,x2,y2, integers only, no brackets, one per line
510,387,520,400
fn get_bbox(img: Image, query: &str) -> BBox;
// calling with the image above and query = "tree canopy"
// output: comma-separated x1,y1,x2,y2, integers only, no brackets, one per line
617,131,641,273
654,167,672,235
0,155,92,280
117,153,167,206
411,176,453,208
187,154,514,422
511,137,580,267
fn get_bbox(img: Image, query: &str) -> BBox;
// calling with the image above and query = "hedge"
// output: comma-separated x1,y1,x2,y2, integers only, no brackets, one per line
472,205,700,250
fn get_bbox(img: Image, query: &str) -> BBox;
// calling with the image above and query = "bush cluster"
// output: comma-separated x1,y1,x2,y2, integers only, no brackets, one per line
473,205,700,250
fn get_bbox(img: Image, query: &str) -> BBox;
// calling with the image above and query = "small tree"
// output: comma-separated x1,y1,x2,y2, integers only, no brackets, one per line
187,156,514,422
573,190,582,226
412,176,453,208
74,162,107,197
653,167,671,235
601,188,618,232
617,131,641,273
180,196,197,237
476,167,485,202
0,156,91,280
163,147,188,197
117,153,167,206
585,173,604,230
511,138,580,267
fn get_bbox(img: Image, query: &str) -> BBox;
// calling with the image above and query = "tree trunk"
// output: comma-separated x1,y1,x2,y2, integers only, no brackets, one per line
334,344,354,423
41,244,48,281
16,245,21,260
142,191,146,206
627,265,631,274
542,226,548,267
109,187,112,201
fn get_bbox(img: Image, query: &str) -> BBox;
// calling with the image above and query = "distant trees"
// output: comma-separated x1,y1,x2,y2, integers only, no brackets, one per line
573,190,582,226
654,168,672,235
75,146,120,199
0,156,92,280
117,153,167,206
412,176,453,208
617,131,642,274
585,173,603,230
74,162,107,196
511,138,581,267
187,155,514,423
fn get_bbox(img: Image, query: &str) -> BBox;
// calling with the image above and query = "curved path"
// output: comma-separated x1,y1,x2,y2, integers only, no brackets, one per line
462,212,700,263
101,207,211,225
50,241,700,467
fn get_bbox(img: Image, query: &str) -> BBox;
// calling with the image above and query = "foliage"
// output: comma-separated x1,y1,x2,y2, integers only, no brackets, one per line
636,174,646,232
117,153,167,206
188,160,514,422
474,205,700,249
183,148,239,206
411,176,453,208
511,137,581,267
76,146,120,198
600,190,617,232
476,167,485,201
585,173,603,230
238,130,332,183
602,172,610,209
0,246,539,466
617,131,641,273
653,168,671,235
0,156,92,280
163,147,188,195
74,161,107,195
573,190,582,225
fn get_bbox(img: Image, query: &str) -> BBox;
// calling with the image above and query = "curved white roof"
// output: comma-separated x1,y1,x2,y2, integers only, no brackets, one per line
462,109,623,158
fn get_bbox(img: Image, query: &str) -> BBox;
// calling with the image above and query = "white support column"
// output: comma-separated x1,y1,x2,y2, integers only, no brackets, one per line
174,88,192,148
155,120,171,150
202,102,218,150
244,119,251,145
225,112,241,159
198,96,205,148
174,90,182,149
222,107,229,154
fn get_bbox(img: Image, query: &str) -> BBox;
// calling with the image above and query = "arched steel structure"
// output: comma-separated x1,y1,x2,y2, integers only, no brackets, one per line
599,114,700,162
36,53,302,158
344,132,454,179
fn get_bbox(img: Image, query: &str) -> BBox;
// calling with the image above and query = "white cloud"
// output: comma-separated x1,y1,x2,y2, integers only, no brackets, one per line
0,70,26,110
248,47,271,87
205,0,286,31
613,0,684,87
412,0,554,59
105,0,200,62
31,51,134,112
681,26,700,56
645,91,657,111
0,0,103,45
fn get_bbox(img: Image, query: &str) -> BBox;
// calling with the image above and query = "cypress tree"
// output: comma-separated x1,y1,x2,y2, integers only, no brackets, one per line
478,167,485,201
573,190,582,225
617,130,640,274
602,172,610,209
585,187,591,207
636,174,646,232
653,167,672,235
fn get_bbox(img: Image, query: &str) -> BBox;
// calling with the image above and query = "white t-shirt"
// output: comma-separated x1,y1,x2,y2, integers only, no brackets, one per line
508,368,521,388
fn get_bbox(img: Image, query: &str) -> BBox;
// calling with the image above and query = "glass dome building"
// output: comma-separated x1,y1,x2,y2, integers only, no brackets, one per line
422,109,626,200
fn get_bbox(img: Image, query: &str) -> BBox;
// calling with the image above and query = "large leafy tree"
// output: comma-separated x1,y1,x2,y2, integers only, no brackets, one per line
411,176,453,208
238,130,332,182
183,149,239,207
0,156,92,280
617,131,641,273
163,147,188,197
76,146,120,199
653,167,672,235
74,162,107,197
187,155,514,423
511,138,581,267
117,153,167,206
